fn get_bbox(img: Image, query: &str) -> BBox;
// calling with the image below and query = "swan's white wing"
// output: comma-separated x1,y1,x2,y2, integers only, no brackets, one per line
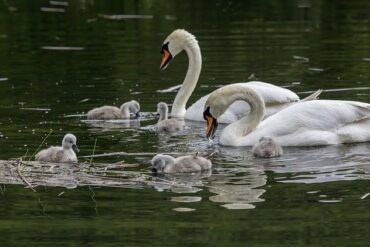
242,100,370,146
185,81,299,123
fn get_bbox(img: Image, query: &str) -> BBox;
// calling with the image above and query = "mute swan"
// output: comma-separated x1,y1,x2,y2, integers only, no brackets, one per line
252,137,283,158
87,100,140,120
203,84,370,146
160,29,321,124
35,133,79,163
156,102,184,132
151,154,212,173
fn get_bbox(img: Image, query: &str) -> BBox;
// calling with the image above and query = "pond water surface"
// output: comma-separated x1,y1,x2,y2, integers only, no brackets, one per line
0,0,369,246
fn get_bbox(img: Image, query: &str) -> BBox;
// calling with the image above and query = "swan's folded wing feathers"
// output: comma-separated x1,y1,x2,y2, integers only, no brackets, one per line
259,100,370,135
242,81,300,104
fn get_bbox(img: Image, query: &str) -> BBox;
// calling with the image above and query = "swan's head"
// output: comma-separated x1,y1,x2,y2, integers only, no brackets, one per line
160,29,197,70
62,133,79,153
202,86,238,139
157,102,169,115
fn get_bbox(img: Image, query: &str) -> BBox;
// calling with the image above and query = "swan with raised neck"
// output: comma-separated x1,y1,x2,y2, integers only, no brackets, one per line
160,29,201,118
160,29,323,124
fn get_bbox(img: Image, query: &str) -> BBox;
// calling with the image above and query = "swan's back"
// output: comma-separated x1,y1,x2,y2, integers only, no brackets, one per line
164,155,212,173
185,81,300,123
246,100,370,146
87,106,121,120
260,100,370,132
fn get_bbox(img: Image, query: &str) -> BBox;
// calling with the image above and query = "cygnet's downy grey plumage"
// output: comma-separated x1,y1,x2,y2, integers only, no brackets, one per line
35,133,80,163
151,154,212,173
156,102,184,132
87,100,140,120
252,137,283,158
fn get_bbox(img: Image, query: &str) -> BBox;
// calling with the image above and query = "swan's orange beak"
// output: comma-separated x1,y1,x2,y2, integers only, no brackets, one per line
205,116,218,139
203,107,218,139
160,49,172,70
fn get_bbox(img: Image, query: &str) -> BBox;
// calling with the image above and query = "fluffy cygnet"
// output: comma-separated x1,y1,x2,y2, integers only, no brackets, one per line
151,154,212,173
87,100,140,120
252,137,283,158
35,133,80,163
156,102,184,132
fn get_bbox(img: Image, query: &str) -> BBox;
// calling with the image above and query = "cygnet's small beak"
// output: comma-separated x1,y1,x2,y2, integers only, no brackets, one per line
72,144,80,153
151,167,158,176
135,112,141,119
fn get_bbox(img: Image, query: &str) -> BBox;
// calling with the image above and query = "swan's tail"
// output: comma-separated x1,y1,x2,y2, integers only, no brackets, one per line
301,89,323,102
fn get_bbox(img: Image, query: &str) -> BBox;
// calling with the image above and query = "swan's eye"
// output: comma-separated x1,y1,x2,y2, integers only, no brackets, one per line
161,41,170,54
203,106,211,120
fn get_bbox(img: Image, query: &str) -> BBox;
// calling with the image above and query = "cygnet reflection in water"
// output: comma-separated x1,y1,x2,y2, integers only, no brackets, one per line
87,100,140,120
35,133,79,163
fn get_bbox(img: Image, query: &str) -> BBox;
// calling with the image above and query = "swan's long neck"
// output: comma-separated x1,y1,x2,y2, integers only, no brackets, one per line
171,41,202,118
217,87,265,145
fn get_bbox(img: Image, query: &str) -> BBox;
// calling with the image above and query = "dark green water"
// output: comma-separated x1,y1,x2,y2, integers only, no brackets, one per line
0,0,370,246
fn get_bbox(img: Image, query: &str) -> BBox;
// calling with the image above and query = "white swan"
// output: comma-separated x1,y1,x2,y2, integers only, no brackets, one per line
151,154,212,173
252,137,283,158
160,29,321,124
35,133,79,163
203,84,370,146
156,102,184,132
87,100,140,120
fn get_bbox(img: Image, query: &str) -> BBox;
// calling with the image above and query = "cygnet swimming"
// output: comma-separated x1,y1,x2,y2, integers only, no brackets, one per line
156,102,184,132
87,100,140,120
252,137,283,158
35,133,80,163
151,154,212,173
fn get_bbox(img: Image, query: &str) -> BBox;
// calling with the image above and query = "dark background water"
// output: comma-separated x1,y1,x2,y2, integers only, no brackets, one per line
0,0,369,246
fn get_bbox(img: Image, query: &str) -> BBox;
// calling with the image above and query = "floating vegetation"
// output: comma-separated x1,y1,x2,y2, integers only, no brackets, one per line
361,193,370,200
20,107,51,112
0,158,152,190
299,87,370,95
40,7,65,13
41,46,85,51
0,158,210,192
49,1,69,6
156,84,182,93
98,14,153,20
293,55,310,63
172,207,195,212
308,67,325,73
